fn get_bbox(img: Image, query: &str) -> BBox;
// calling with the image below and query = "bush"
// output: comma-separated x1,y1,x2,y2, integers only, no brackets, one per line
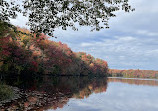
0,84,14,101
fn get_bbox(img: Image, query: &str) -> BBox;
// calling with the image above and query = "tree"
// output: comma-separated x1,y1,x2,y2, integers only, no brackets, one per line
0,0,134,36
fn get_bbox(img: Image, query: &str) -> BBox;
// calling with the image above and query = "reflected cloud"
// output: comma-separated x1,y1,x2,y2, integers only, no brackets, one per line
1,76,158,111
50,78,158,111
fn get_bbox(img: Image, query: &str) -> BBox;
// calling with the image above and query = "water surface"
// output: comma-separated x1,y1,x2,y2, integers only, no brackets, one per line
1,76,158,111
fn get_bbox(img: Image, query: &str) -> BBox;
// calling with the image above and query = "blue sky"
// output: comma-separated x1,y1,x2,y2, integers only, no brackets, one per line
10,0,158,70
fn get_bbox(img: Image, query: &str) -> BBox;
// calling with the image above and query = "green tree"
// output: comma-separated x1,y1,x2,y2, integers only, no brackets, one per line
1,0,134,36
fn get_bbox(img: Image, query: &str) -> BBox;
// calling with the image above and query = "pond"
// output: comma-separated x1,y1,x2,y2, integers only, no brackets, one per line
0,76,158,111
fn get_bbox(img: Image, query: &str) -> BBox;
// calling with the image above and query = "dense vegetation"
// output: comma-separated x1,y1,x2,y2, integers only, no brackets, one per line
108,69,158,79
0,76,107,110
0,84,14,101
0,23,108,76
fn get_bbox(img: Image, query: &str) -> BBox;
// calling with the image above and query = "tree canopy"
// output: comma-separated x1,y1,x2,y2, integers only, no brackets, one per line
0,0,134,36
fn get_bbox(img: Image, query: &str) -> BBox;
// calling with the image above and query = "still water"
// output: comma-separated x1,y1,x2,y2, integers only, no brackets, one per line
1,76,158,111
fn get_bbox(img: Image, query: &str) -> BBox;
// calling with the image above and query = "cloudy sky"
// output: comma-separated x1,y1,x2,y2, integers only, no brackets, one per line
10,0,158,70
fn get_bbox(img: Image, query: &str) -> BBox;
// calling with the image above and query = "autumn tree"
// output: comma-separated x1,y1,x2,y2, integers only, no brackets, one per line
1,0,134,36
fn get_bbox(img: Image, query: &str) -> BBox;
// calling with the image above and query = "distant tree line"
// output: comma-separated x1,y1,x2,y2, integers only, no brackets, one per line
108,69,158,79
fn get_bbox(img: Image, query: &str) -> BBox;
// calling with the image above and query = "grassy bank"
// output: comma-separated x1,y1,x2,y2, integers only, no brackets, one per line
0,84,14,101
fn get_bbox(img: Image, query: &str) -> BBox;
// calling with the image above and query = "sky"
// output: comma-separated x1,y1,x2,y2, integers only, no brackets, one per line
10,0,158,70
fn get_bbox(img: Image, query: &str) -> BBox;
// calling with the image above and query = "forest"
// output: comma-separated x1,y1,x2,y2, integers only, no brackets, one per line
108,69,158,79
1,22,158,78
0,22,108,76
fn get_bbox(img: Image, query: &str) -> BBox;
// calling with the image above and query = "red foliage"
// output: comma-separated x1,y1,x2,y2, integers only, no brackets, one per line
109,69,158,78
0,27,109,76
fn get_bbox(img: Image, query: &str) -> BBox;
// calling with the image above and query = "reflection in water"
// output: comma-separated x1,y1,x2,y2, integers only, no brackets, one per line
1,76,158,111
0,75,107,110
49,77,158,111
108,77,158,86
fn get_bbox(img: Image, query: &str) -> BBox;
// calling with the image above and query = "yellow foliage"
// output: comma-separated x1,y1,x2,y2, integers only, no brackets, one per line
0,61,3,67
89,63,94,68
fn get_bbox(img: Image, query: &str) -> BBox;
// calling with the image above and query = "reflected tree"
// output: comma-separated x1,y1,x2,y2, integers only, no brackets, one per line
0,76,108,110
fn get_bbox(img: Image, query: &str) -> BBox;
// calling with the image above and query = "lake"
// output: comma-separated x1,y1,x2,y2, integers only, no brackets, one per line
1,76,158,111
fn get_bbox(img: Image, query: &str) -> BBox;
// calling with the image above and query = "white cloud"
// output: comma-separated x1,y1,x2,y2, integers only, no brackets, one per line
75,35,158,70
80,43,93,47
115,36,137,42
137,30,158,36
9,0,158,70
10,13,29,28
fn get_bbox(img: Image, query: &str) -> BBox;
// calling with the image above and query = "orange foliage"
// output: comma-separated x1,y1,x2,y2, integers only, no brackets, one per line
108,69,158,78
0,27,108,76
